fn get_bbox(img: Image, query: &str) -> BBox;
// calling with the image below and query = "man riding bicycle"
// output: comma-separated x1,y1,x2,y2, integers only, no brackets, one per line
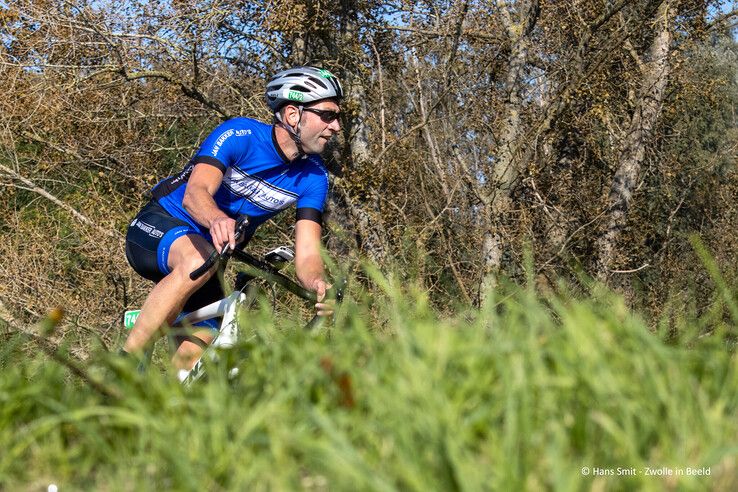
122,66,342,369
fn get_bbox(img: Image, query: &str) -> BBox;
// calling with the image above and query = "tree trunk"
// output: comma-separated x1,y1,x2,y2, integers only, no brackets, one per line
291,32,306,65
480,202,503,303
595,0,672,281
331,0,387,263
479,0,539,302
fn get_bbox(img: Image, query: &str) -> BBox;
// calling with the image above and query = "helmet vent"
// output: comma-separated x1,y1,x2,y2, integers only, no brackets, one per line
308,77,328,90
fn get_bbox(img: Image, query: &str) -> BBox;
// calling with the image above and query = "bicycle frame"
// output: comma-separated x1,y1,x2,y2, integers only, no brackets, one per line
170,246,343,386
175,290,245,385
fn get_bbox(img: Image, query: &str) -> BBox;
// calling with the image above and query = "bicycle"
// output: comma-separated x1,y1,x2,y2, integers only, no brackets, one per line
123,215,345,386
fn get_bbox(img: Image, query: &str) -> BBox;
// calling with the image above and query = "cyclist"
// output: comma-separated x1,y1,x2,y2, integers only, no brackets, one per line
122,66,343,369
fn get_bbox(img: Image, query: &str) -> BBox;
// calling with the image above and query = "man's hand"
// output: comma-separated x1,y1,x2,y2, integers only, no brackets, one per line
312,279,335,317
209,216,237,252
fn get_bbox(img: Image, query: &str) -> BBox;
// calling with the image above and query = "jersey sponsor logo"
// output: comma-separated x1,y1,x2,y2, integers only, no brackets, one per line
159,162,194,192
212,129,235,156
210,128,252,156
288,90,305,102
134,219,164,238
224,168,298,212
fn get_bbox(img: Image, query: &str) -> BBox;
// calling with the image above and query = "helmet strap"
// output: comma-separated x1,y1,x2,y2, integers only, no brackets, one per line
275,106,305,158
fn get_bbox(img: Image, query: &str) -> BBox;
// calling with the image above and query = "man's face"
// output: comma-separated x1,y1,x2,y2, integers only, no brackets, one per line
298,100,341,154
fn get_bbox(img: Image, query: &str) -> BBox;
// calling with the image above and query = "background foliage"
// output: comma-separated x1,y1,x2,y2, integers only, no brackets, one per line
1,0,737,334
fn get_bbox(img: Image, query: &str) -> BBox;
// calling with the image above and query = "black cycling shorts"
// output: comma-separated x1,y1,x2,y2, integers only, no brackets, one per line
125,200,225,316
125,200,202,282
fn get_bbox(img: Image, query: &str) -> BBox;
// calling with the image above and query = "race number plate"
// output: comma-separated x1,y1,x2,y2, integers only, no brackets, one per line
123,310,141,330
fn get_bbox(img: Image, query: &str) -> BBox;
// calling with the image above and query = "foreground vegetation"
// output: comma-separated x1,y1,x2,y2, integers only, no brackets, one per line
2,270,738,491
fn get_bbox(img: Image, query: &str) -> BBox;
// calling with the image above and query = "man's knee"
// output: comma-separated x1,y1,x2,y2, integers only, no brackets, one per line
168,234,217,285
172,254,217,288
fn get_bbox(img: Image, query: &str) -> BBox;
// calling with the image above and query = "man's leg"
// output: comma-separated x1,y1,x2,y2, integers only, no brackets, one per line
123,233,217,356
167,274,227,369
171,329,216,370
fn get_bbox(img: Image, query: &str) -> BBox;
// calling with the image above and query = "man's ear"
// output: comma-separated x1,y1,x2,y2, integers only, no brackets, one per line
282,104,300,126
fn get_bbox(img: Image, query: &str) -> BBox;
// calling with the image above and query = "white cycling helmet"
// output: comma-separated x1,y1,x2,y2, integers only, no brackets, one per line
266,66,343,112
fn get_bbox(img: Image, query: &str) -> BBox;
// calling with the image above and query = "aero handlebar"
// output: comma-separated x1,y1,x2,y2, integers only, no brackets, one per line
189,215,250,281
188,214,344,329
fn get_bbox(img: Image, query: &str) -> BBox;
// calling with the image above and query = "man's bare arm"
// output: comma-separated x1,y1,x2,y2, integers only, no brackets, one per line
182,163,235,251
295,218,333,316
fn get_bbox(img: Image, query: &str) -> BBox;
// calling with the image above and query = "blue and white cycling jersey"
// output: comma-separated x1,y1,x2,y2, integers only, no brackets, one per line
152,117,329,239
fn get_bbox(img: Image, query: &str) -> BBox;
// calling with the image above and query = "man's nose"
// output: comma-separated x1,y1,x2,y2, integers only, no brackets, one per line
328,118,341,132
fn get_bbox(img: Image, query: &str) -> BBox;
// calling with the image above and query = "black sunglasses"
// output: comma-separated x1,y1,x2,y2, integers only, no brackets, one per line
302,107,341,123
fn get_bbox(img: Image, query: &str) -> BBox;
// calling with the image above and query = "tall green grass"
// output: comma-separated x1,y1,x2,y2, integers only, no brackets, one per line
2,273,738,491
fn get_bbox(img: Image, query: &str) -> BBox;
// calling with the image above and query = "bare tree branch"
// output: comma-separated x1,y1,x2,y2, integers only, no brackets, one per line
0,162,123,242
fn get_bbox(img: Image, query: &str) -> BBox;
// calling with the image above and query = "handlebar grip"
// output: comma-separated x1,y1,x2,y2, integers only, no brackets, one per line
189,250,219,281
189,214,249,281
305,314,323,331
304,280,346,331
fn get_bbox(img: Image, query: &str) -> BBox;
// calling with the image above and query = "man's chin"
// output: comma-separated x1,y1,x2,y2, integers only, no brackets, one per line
306,141,327,154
